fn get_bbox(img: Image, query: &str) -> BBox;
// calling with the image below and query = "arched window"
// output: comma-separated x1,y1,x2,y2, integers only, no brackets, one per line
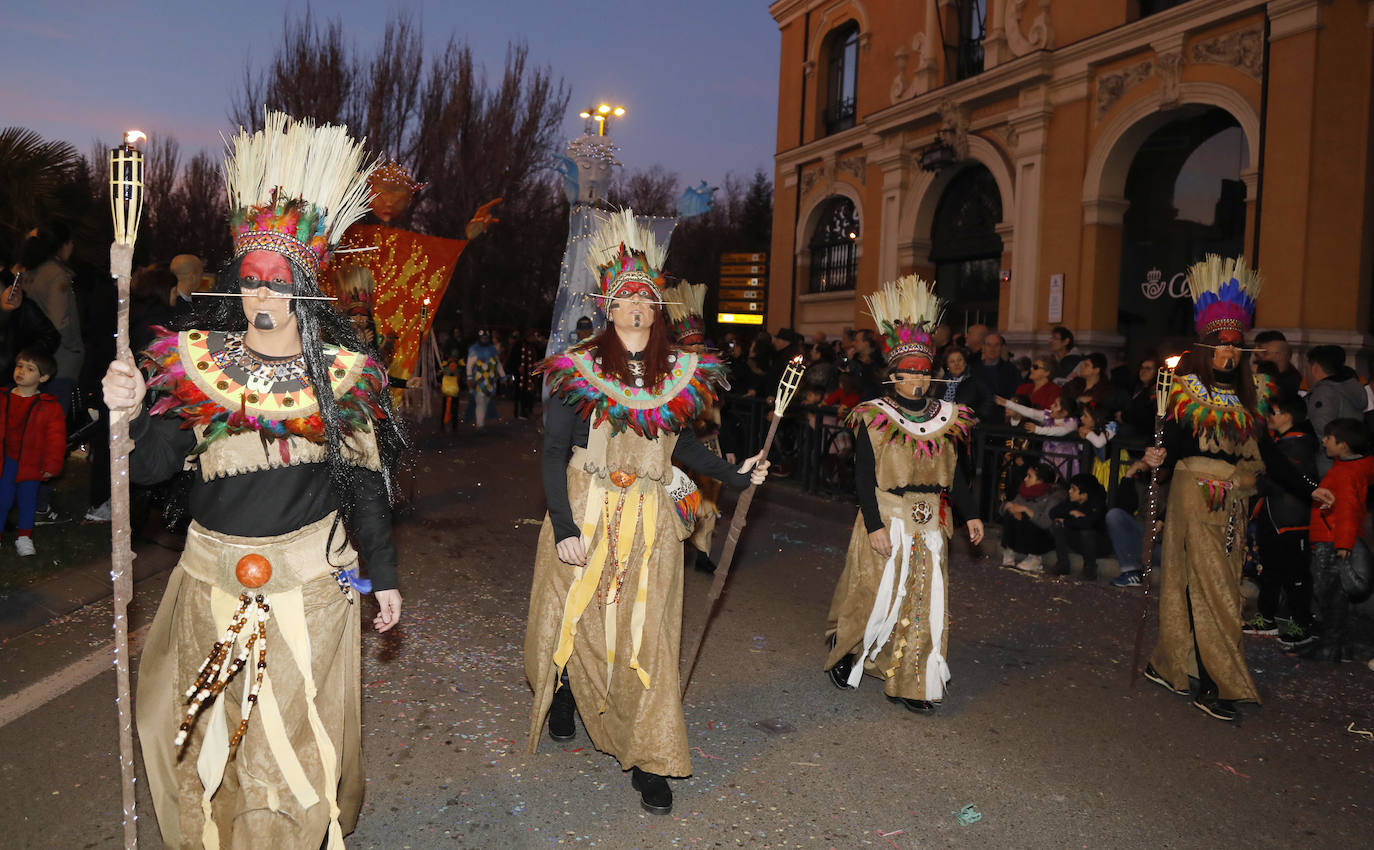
931,165,1003,328
823,23,859,135
809,197,860,293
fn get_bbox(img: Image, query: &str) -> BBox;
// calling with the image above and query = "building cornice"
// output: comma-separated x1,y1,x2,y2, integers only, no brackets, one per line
770,0,824,28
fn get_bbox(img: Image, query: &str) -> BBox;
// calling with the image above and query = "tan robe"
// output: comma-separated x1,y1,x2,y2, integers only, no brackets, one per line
1149,454,1263,702
825,402,961,701
137,428,379,849
525,421,695,776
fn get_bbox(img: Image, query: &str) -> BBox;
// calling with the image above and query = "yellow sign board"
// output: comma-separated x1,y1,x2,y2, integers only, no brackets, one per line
717,312,764,325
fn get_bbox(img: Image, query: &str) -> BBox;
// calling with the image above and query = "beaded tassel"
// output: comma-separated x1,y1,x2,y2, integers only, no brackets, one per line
174,593,272,750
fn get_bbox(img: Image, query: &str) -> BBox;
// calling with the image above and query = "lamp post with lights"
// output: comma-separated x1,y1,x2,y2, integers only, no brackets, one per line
579,102,626,137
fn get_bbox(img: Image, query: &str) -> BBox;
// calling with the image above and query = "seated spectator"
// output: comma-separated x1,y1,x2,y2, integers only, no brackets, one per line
1049,325,1082,381
999,461,1061,573
1050,473,1110,579
1107,459,1154,588
1015,354,1061,410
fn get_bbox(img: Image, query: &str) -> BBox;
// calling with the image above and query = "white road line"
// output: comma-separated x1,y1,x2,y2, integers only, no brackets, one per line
0,624,151,729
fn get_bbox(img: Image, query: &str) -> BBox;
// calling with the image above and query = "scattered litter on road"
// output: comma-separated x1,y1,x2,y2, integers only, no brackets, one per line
875,828,904,847
1215,762,1250,778
1051,596,1071,604
752,718,795,734
953,804,982,825
691,746,722,760
515,517,543,526
790,761,820,767
1346,722,1373,741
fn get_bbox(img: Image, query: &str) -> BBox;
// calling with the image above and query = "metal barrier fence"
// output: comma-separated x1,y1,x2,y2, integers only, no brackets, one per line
718,394,1149,515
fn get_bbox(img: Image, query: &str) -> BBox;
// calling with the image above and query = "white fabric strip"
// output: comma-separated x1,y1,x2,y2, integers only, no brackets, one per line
851,515,912,688
922,529,951,700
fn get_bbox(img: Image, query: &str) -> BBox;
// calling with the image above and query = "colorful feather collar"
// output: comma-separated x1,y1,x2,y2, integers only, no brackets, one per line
1168,372,1272,447
541,345,726,438
141,327,388,457
849,398,973,457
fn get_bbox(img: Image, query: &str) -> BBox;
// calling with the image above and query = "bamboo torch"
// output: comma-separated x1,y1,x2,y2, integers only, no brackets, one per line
681,354,805,698
1129,353,1181,687
108,129,146,848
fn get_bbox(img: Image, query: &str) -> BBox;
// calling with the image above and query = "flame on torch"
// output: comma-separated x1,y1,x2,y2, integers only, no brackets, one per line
125,130,147,146
1154,354,1183,416
774,354,805,416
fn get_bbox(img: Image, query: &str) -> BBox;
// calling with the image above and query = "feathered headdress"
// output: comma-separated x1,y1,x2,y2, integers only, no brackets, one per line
1188,254,1262,341
864,274,944,371
664,280,707,345
585,208,667,301
225,111,376,282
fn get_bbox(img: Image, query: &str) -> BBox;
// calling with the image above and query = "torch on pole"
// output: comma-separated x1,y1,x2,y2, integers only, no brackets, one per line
680,355,805,699
1130,353,1180,688
108,129,146,848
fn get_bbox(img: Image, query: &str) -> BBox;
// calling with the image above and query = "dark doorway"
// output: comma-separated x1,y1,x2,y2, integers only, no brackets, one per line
931,164,1003,331
1117,108,1247,359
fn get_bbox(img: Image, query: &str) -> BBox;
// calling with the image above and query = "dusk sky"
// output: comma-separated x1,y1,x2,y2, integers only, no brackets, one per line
2,1,780,187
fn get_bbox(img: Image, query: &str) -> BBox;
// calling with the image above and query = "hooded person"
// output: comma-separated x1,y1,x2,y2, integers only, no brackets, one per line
524,210,770,816
102,112,408,849
466,329,504,427
1141,255,1332,722
823,275,984,714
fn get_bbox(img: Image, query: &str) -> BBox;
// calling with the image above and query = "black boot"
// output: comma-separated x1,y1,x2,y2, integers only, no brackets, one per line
548,681,576,741
692,546,716,574
631,767,672,815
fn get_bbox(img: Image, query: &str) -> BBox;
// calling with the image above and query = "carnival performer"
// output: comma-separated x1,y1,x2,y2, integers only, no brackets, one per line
466,329,504,428
1141,255,1332,722
664,279,724,572
525,210,769,816
824,275,984,714
102,112,407,848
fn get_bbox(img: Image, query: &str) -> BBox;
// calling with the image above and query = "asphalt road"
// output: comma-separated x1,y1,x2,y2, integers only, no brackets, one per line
1,414,1370,849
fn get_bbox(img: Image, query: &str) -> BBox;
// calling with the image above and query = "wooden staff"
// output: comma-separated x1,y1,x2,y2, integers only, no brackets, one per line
108,135,144,848
1130,355,1180,687
681,355,804,698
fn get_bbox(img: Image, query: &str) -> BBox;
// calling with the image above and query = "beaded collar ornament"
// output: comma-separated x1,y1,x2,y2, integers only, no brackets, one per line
1168,372,1274,448
1188,254,1262,341
226,111,376,282
849,397,974,457
540,345,728,438
865,275,943,372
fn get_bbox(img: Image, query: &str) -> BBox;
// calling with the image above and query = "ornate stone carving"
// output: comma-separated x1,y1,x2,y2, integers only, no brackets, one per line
800,168,823,198
1190,25,1264,80
890,45,912,104
838,155,867,181
938,99,971,159
1157,52,1184,107
890,32,936,104
1000,123,1020,153
1095,60,1153,121
1004,0,1054,57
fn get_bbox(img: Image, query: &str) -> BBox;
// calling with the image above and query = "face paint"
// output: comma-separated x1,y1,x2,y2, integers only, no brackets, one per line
254,312,277,330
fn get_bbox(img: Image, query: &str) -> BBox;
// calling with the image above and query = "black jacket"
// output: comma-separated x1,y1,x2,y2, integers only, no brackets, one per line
1258,423,1318,532
1050,481,1107,530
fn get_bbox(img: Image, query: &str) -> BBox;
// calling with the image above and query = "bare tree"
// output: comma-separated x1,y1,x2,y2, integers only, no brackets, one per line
230,7,357,131
608,164,680,216
359,11,424,159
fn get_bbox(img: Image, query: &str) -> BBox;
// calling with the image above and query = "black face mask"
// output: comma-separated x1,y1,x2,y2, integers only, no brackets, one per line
1213,366,1238,386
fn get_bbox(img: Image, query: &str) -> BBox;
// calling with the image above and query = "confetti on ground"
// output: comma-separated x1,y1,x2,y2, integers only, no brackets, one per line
1215,762,1250,778
515,518,543,526
954,804,982,825
690,746,722,760
1345,722,1373,741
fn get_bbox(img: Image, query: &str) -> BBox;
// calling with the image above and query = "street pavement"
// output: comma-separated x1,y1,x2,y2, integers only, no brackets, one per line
1,412,1371,849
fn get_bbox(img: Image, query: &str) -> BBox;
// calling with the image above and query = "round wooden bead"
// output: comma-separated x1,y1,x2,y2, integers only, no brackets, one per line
235,554,273,588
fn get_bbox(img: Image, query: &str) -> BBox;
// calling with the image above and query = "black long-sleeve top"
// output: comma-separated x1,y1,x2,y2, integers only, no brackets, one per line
854,426,979,534
542,396,751,542
1160,418,1319,500
129,410,399,591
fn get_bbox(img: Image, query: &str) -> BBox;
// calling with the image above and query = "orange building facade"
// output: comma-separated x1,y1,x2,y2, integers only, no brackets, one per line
768,0,1374,362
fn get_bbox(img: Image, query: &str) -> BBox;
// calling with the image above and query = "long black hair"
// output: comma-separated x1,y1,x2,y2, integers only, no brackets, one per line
174,255,410,549
1178,331,1257,412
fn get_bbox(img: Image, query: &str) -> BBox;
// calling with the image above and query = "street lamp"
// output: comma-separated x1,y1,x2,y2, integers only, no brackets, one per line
578,102,627,137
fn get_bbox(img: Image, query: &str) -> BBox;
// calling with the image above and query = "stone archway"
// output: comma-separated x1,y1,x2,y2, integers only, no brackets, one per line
795,180,866,293
896,134,1015,276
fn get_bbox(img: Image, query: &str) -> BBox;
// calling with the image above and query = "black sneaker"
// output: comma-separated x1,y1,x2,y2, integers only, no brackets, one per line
1112,570,1143,588
1192,695,1239,721
548,684,576,742
887,695,936,714
1241,615,1279,636
32,508,64,525
1143,663,1189,695
630,767,672,815
1277,621,1317,650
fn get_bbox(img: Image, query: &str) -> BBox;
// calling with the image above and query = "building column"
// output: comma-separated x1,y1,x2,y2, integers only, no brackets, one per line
1004,88,1052,333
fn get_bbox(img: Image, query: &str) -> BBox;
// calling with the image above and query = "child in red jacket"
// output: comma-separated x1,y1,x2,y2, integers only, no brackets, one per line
1302,418,1374,661
0,348,66,556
